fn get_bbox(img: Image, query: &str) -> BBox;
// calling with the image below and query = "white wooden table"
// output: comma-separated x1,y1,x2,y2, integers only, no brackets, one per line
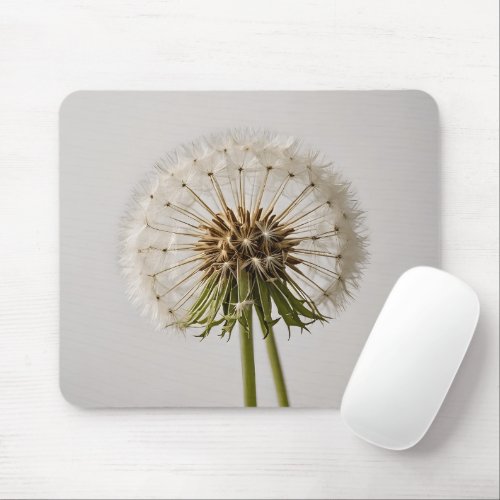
0,1,498,498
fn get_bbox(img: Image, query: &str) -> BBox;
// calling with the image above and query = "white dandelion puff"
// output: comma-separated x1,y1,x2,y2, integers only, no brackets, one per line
119,128,368,407
120,129,368,336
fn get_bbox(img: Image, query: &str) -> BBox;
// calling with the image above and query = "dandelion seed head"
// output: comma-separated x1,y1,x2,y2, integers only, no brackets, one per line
120,129,368,333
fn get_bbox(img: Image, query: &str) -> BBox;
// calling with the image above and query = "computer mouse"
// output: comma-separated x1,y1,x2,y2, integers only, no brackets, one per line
341,266,480,450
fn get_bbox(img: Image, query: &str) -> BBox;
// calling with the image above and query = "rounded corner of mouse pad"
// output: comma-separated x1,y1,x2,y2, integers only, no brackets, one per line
59,91,440,409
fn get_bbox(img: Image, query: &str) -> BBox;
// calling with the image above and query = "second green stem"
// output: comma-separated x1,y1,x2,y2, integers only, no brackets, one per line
265,327,289,407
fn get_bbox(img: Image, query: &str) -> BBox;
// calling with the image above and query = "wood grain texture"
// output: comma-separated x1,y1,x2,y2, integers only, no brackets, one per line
0,0,498,498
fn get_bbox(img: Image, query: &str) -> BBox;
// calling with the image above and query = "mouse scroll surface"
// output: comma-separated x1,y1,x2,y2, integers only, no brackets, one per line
340,266,480,450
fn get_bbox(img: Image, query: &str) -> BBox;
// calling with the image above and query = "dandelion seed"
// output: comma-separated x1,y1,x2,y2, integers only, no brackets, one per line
234,300,254,317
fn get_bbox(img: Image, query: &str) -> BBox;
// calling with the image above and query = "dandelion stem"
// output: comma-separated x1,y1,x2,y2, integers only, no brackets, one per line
265,326,289,407
239,319,256,407
238,268,257,407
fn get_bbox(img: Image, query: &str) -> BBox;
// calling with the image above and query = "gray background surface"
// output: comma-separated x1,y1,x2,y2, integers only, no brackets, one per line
60,91,439,407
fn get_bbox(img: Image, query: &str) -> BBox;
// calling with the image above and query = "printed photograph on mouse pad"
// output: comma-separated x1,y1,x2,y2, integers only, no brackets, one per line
60,90,439,408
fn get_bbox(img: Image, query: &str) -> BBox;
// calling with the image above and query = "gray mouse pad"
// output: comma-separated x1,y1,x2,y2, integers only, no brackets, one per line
60,90,440,408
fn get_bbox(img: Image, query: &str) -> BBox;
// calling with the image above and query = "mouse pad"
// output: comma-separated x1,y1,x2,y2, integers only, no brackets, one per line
60,91,440,408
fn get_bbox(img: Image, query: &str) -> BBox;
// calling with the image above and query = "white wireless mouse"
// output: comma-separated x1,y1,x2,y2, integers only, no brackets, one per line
341,266,480,450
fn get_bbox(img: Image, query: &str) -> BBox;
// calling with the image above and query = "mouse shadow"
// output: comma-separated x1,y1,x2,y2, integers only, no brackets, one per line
406,312,491,455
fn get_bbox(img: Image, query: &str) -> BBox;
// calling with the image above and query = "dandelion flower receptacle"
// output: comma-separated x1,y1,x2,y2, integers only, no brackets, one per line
120,129,367,407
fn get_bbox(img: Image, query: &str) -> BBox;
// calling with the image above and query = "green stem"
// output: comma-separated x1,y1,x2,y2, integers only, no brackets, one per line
265,327,289,407
239,313,256,407
238,268,257,407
